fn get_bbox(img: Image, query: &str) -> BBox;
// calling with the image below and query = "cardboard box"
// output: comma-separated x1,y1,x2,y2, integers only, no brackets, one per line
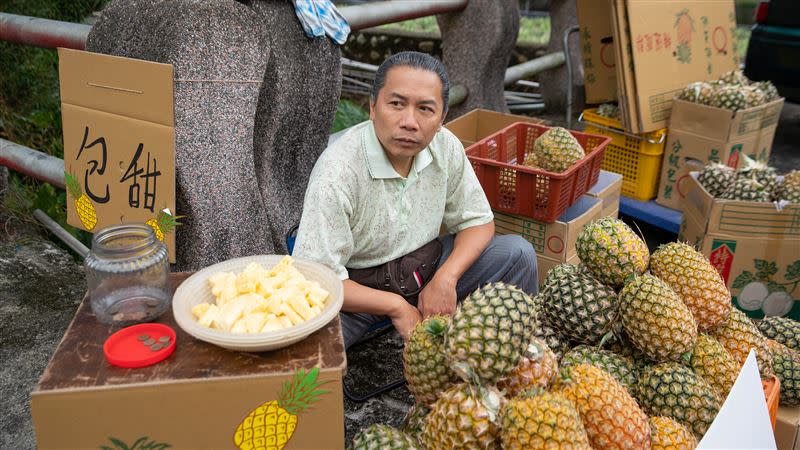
679,174,800,320
444,108,545,148
493,196,602,262
587,170,623,219
582,0,739,133
31,273,346,450
59,48,178,261
576,0,617,104
656,97,784,211
776,406,800,450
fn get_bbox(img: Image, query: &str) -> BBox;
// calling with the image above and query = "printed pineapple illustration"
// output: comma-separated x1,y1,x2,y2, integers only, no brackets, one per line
233,367,329,450
100,435,171,450
65,171,97,230
674,8,694,63
146,208,181,242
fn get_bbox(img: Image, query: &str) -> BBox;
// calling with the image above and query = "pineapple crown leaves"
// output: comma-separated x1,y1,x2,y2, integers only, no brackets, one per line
64,171,82,199
423,315,449,338
277,367,331,416
155,209,184,233
101,436,172,450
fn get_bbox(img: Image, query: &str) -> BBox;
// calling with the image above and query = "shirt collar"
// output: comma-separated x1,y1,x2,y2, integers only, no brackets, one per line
364,120,433,180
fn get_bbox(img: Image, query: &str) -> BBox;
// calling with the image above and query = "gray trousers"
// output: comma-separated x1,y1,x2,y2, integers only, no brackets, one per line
340,234,538,349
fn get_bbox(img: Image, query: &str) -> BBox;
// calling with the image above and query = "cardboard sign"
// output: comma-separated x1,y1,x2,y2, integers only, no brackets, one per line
576,0,617,104
680,173,800,320
58,49,177,261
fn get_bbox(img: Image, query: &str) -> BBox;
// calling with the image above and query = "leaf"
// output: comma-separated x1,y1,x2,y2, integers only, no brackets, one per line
767,281,787,293
787,261,800,281
108,437,130,450
754,259,778,280
130,437,147,450
732,271,755,290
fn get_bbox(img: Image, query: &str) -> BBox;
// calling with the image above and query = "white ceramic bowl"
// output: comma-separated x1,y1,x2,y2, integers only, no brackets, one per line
172,255,343,352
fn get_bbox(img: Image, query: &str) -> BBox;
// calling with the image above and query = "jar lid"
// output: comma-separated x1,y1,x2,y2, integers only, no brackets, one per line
104,323,176,368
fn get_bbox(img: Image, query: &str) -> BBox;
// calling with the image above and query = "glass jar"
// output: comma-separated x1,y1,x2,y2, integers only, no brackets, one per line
85,224,170,326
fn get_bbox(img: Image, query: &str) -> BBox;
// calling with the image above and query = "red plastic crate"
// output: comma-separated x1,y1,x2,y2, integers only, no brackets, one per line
466,122,611,223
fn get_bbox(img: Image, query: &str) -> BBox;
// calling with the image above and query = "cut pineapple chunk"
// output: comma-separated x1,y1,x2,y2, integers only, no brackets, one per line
192,302,212,319
198,304,219,328
261,314,283,332
243,312,269,334
230,318,248,334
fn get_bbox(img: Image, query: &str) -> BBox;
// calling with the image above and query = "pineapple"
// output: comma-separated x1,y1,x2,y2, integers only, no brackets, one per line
618,274,698,362
738,157,779,198
778,170,800,203
420,383,501,450
560,345,639,392
690,334,739,400
649,242,732,331
742,85,768,108
445,282,535,385
697,163,735,197
648,416,698,450
542,263,618,344
754,80,780,101
500,389,591,450
497,338,558,397
576,217,649,287
65,171,98,231
637,362,721,437
233,367,329,450
145,209,181,242
718,69,750,86
720,177,771,202
711,308,774,377
758,316,800,352
553,363,651,449
530,294,570,359
710,85,747,111
522,151,538,168
403,315,459,406
402,404,430,439
597,103,620,119
351,424,420,450
675,81,715,105
766,339,800,406
532,127,585,173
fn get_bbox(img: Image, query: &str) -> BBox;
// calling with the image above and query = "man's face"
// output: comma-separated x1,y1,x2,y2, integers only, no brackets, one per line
370,66,446,169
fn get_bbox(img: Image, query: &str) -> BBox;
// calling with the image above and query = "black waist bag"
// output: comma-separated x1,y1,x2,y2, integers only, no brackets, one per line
347,238,443,303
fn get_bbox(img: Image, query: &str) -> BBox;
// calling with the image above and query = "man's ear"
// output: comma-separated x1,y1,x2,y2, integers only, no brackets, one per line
369,100,376,120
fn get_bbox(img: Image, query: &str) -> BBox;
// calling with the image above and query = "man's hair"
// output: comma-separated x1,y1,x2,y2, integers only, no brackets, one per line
370,51,450,113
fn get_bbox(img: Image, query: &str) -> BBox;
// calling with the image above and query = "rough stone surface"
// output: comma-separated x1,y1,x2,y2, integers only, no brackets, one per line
246,0,341,255
0,223,85,450
437,0,520,118
87,0,340,270
539,0,585,112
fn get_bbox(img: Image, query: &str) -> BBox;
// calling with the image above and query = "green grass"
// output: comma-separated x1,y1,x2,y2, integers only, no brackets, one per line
378,16,551,45
331,99,370,133
0,1,108,246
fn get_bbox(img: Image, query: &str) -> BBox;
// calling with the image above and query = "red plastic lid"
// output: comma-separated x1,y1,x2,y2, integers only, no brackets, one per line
104,323,176,368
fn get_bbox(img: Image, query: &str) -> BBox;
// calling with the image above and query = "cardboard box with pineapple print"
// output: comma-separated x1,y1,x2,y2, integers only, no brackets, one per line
656,97,784,212
30,273,346,450
680,174,800,320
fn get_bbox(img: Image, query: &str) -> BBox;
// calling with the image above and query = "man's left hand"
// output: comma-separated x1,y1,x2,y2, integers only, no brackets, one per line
417,272,458,317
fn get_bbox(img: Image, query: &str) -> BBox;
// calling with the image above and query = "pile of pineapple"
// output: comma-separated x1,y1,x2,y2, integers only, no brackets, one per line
522,126,586,174
697,157,800,203
351,217,800,450
675,69,780,112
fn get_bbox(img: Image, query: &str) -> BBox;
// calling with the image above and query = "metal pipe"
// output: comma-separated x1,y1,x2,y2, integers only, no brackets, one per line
340,0,469,31
0,13,89,50
507,103,545,112
504,52,566,86
0,138,65,189
33,209,89,258
564,25,580,129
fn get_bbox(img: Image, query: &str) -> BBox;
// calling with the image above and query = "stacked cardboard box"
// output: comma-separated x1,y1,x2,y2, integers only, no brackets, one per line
680,173,800,320
656,98,784,211
444,108,545,148
577,0,738,133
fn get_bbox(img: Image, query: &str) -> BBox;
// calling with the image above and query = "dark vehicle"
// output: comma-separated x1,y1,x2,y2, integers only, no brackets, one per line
744,0,800,102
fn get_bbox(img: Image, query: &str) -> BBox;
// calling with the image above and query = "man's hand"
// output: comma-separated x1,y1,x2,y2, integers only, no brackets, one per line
417,271,458,318
388,296,422,341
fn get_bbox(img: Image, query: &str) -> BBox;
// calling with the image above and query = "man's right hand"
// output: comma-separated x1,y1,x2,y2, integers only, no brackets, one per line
388,296,422,341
